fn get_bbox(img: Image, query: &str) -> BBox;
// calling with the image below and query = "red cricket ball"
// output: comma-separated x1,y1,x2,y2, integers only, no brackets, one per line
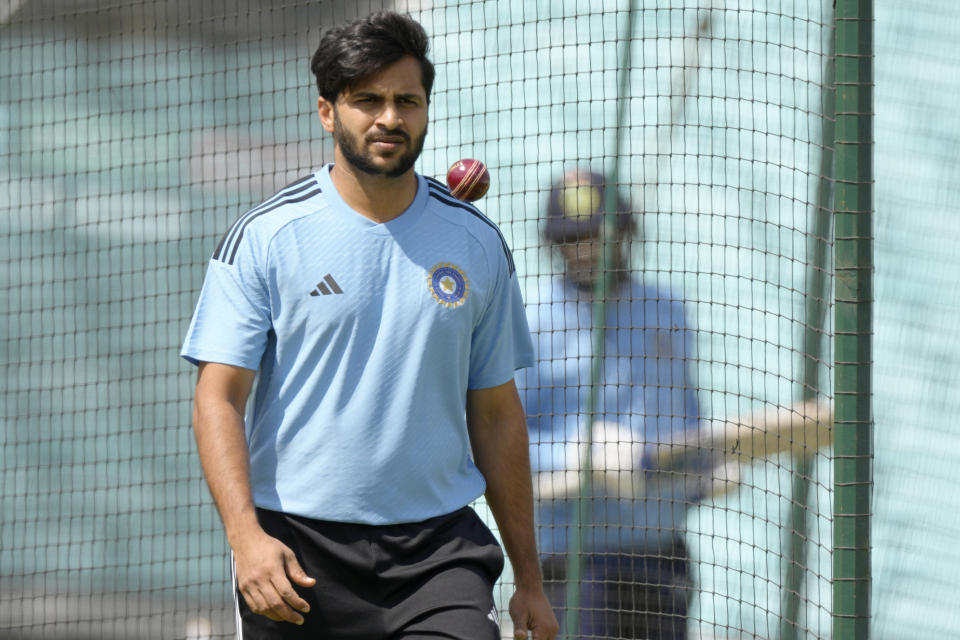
446,158,490,202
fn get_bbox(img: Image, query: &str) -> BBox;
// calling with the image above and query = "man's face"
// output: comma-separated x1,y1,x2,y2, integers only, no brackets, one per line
556,234,626,291
319,56,428,178
557,236,603,289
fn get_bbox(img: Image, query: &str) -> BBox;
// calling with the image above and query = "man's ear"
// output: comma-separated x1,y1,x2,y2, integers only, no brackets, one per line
317,96,335,133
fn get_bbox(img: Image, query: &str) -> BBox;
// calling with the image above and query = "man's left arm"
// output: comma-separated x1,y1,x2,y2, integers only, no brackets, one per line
466,380,559,640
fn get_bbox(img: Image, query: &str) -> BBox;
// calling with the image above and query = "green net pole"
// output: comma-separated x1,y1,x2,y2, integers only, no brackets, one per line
563,3,639,635
778,5,836,637
833,0,873,637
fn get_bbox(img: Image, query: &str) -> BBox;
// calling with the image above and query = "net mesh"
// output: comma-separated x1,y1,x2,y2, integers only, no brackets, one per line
0,1,947,638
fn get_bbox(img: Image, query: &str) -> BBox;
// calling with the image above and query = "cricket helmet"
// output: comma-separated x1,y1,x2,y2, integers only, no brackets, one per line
543,169,635,242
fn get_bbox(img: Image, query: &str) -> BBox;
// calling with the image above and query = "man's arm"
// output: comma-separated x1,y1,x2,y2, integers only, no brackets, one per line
466,380,559,640
192,361,315,625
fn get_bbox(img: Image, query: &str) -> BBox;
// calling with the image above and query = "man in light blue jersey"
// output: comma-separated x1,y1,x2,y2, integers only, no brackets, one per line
518,169,704,639
182,12,557,639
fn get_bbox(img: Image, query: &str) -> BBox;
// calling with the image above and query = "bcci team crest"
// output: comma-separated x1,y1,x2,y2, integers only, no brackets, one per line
428,263,469,308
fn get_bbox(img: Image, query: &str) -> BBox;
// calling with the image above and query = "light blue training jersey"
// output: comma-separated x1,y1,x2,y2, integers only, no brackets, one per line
517,276,703,553
181,165,533,525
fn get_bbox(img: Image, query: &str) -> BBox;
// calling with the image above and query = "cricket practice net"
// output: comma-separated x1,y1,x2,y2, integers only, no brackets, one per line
2,1,954,639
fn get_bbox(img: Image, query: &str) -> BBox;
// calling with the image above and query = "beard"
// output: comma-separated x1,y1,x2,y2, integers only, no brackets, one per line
333,110,427,178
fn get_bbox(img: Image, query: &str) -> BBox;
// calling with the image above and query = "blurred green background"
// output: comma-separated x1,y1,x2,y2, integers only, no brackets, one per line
1,1,958,638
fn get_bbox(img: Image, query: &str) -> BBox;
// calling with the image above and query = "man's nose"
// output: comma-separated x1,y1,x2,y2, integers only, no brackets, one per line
376,102,401,128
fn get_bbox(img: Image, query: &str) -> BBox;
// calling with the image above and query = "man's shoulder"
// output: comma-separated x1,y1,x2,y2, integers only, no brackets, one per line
420,176,501,237
420,175,516,274
212,173,328,264
523,276,578,330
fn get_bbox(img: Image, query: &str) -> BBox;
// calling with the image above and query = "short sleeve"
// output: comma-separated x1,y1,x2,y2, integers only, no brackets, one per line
467,248,534,389
180,237,272,370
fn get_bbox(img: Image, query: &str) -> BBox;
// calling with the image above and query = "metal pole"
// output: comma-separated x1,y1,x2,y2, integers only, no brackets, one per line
563,3,639,636
777,3,836,637
832,0,873,637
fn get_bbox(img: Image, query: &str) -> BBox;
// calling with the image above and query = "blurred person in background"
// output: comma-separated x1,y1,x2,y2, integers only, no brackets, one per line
517,168,705,640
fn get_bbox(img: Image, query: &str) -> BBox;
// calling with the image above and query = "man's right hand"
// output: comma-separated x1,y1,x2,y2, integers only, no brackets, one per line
232,529,317,625
193,362,316,624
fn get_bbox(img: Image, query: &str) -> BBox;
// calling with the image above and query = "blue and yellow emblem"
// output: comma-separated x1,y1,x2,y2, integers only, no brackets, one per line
428,263,469,308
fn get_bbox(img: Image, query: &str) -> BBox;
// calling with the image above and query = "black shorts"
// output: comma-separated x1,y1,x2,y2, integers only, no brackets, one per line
234,506,505,639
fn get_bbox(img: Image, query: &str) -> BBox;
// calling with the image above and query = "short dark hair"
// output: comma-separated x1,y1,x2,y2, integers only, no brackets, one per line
310,11,435,103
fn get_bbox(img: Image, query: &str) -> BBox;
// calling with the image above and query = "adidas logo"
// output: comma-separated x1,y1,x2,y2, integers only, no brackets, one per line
309,274,343,296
